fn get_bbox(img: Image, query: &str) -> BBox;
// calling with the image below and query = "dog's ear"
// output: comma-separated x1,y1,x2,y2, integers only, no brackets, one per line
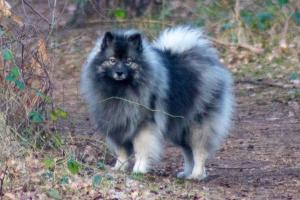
128,33,143,51
101,32,114,49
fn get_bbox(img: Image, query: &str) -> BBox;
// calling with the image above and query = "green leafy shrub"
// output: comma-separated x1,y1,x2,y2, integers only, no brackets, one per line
0,26,69,153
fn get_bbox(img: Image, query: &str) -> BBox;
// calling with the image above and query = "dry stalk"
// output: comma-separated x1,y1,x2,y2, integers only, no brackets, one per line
0,165,8,199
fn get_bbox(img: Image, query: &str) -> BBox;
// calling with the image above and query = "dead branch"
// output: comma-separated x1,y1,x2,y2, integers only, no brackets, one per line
22,0,50,25
235,79,298,89
68,19,173,28
209,37,264,54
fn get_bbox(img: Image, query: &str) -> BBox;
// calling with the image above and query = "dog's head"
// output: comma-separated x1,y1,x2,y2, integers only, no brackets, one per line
92,30,147,83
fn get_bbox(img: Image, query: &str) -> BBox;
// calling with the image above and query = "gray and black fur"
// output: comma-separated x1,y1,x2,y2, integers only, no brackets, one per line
80,26,234,179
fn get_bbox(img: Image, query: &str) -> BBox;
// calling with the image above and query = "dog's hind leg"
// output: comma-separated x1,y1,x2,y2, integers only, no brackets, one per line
186,123,212,180
133,123,163,173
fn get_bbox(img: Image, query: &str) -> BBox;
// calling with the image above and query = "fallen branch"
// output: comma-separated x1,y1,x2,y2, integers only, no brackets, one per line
209,37,264,54
235,79,298,89
67,19,173,28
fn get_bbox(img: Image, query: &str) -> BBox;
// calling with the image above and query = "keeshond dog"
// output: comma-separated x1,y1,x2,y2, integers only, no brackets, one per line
80,26,234,180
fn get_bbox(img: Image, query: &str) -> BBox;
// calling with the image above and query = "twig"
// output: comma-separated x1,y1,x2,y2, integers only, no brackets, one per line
47,0,57,39
100,96,184,119
21,42,24,70
208,37,264,54
22,0,50,25
0,165,8,199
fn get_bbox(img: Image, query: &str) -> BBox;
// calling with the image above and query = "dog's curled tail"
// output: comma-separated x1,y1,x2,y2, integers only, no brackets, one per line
153,26,217,56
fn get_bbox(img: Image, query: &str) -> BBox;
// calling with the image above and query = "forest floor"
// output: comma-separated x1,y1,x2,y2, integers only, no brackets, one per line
1,1,300,200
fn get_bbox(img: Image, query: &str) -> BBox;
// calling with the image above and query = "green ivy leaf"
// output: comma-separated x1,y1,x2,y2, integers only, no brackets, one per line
47,188,61,200
96,160,105,170
92,174,102,187
28,111,44,123
240,10,254,26
50,108,68,122
41,171,53,180
2,49,13,61
5,75,15,82
0,28,5,37
67,158,81,175
60,175,69,185
221,22,234,31
114,8,126,20
11,66,20,76
35,90,42,96
5,66,20,82
292,12,300,26
277,0,288,7
105,174,113,180
43,157,55,170
290,72,298,80
15,80,25,91
256,12,273,30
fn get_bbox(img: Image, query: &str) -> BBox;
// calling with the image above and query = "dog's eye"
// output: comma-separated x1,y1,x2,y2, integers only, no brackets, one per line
109,57,116,65
125,58,133,65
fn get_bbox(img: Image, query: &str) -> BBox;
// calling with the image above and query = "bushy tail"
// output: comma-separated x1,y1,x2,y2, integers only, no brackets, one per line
152,26,216,56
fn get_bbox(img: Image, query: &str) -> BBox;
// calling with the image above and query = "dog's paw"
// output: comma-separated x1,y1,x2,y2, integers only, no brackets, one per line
186,170,208,180
133,163,148,174
111,166,126,171
176,171,190,179
112,162,128,171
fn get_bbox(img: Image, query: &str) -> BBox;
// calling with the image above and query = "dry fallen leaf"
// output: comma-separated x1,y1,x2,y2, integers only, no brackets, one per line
0,0,23,26
0,0,11,17
30,37,50,73
4,192,17,200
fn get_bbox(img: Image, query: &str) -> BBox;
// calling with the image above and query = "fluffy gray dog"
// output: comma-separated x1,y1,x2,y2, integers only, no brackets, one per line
80,26,234,180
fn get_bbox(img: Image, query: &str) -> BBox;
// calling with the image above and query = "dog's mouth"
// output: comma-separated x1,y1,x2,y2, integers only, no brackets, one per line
112,73,128,81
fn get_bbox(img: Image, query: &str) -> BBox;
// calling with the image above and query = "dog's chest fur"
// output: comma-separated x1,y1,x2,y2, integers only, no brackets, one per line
94,87,151,144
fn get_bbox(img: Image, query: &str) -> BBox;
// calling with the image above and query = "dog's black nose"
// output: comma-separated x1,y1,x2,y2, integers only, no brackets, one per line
113,69,127,80
116,71,123,76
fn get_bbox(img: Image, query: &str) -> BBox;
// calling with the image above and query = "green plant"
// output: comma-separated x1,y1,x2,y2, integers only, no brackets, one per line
47,188,62,200
131,172,144,181
92,174,102,187
67,158,82,175
113,8,126,21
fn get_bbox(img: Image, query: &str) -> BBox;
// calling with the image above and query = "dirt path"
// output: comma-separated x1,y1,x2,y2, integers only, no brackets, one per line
51,27,300,199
